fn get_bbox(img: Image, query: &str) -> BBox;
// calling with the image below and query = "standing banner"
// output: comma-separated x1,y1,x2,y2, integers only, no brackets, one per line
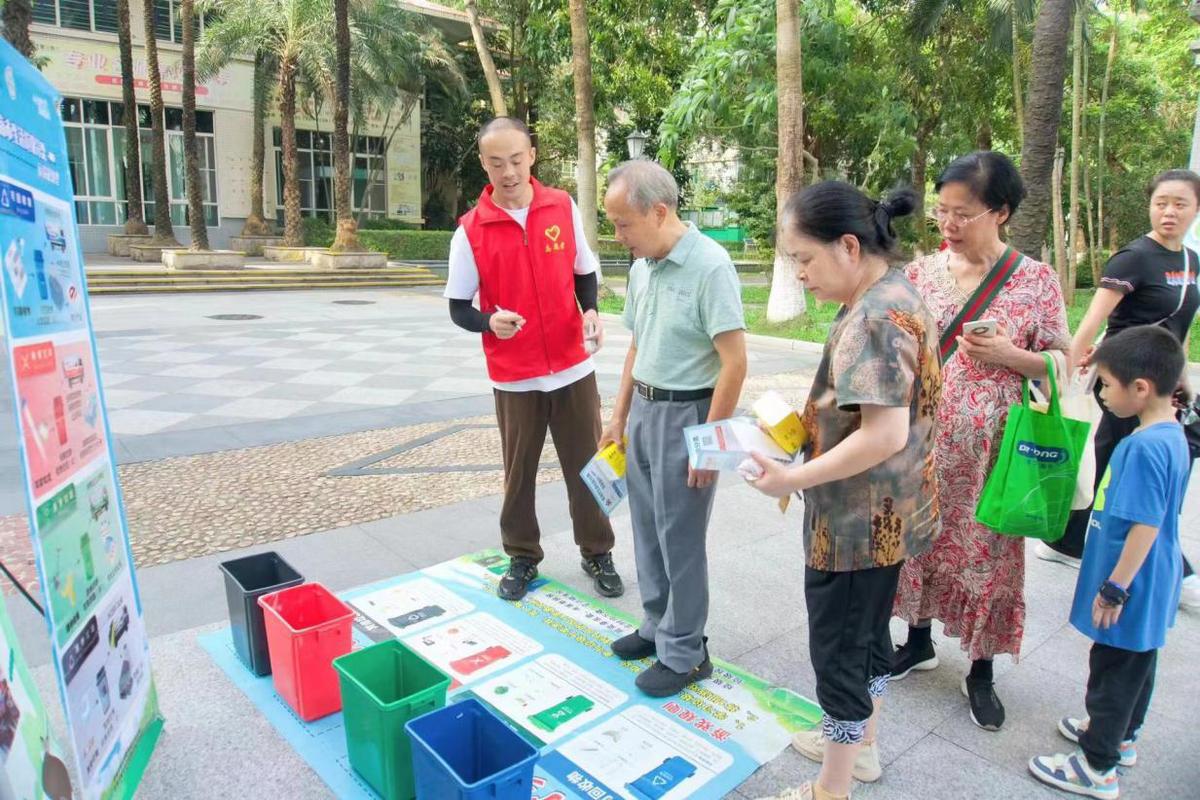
0,40,162,800
0,591,72,800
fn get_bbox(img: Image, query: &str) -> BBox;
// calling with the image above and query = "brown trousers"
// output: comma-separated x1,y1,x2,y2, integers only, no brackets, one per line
494,372,615,562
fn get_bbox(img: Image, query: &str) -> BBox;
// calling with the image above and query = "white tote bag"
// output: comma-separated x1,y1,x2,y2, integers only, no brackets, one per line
1029,351,1101,509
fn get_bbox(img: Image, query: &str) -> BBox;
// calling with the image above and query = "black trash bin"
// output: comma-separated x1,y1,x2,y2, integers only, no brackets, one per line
220,551,304,676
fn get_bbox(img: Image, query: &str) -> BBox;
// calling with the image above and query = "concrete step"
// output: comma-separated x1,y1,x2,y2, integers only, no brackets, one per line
88,279,443,295
87,273,438,285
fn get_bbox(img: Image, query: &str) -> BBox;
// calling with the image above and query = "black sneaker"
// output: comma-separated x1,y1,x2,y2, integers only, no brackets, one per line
611,631,656,661
634,639,712,698
581,553,624,598
962,676,1005,731
497,557,538,601
890,640,939,680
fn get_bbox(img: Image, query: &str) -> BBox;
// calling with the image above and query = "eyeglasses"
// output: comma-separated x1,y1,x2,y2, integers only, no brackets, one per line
932,207,993,227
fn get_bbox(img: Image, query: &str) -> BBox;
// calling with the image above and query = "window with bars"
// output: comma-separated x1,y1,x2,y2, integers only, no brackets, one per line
34,0,202,39
272,128,387,221
33,0,119,34
60,97,219,227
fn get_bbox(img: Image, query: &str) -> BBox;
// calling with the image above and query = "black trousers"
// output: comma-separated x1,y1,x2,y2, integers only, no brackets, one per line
805,562,902,736
1079,643,1157,773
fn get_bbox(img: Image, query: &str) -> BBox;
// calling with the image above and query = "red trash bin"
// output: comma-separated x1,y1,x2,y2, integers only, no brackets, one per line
258,582,355,721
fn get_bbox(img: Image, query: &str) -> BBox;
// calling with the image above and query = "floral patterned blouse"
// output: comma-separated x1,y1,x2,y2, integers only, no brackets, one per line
801,268,943,572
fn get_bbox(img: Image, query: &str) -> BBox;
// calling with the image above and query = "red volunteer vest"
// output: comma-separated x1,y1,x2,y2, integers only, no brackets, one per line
460,178,587,382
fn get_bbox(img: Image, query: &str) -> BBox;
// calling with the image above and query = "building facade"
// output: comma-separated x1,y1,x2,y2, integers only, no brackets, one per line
29,0,468,251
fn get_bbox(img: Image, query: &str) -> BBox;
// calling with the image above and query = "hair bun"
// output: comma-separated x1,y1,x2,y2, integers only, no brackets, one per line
879,188,918,220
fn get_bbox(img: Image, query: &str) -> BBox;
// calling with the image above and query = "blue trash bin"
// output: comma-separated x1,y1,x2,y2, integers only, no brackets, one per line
405,698,538,800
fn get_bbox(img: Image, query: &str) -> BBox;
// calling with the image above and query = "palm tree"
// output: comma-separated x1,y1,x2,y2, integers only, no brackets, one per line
198,0,330,247
116,0,149,236
330,0,358,251
1,0,34,59
245,53,276,236
181,0,210,249
767,0,806,322
1010,0,1075,258
1065,6,1085,294
567,0,599,254
465,0,507,115
141,0,180,244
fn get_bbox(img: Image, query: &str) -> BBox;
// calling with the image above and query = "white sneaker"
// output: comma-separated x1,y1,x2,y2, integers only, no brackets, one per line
790,729,882,782
1181,574,1200,610
1035,542,1082,569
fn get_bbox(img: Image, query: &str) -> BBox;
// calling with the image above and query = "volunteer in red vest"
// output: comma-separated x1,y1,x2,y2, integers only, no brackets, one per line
446,116,623,602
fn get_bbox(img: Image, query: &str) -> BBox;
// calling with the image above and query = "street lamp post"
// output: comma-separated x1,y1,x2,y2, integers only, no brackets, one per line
625,130,649,160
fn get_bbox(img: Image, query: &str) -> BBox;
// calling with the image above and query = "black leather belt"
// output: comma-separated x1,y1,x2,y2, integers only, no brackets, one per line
634,381,714,402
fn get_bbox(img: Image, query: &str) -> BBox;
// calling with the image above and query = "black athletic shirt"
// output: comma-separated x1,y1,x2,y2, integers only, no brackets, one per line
1100,235,1200,343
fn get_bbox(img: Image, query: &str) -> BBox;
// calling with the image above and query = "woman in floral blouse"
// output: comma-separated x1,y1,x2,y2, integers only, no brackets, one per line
892,151,1070,732
748,181,941,800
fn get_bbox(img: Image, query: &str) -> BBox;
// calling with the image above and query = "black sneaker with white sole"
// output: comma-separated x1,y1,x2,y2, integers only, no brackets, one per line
890,640,939,680
581,552,624,598
497,557,538,601
962,676,1006,731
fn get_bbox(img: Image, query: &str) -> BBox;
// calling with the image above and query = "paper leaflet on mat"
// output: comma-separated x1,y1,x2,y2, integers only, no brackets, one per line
0,41,162,800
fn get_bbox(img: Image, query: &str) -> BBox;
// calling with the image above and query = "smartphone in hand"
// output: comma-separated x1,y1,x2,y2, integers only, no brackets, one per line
965,318,998,337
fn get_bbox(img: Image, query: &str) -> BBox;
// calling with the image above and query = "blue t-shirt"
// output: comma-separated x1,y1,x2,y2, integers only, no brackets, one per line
1070,422,1188,651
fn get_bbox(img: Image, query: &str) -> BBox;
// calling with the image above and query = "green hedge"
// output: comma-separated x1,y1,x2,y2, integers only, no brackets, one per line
302,217,426,248
357,230,455,260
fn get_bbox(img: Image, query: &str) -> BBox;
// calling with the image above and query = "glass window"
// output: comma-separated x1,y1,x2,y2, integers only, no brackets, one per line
82,99,109,126
93,0,118,33
85,128,112,197
164,108,183,132
64,127,88,197
59,0,91,30
33,0,56,25
75,201,90,226
196,110,214,135
60,98,80,123
167,134,186,202
137,105,152,128
153,0,171,40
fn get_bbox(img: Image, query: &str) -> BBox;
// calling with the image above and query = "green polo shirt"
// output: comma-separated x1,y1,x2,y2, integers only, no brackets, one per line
622,222,746,390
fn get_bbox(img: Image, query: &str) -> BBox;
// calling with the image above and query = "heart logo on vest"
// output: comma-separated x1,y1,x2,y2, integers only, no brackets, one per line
544,225,561,243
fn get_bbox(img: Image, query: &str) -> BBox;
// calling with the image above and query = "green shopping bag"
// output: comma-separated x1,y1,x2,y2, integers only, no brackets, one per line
975,353,1092,541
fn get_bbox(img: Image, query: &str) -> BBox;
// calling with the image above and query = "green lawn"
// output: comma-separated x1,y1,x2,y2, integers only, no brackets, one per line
600,284,1200,362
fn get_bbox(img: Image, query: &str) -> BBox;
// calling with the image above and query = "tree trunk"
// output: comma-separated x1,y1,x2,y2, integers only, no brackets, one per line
1081,38,1098,283
1011,6,1023,148
976,119,993,151
1,0,34,60
181,0,208,250
116,0,148,235
279,58,303,247
1011,0,1074,258
911,141,930,247
141,0,178,244
1097,13,1117,273
330,0,359,252
465,0,507,116
767,0,807,322
567,0,599,255
240,53,272,236
1067,8,1082,282
1052,146,1069,293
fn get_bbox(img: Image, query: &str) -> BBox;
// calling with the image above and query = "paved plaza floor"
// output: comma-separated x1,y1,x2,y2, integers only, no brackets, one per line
2,288,1198,799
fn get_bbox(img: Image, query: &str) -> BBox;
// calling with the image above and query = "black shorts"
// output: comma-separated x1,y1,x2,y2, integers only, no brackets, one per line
805,562,902,740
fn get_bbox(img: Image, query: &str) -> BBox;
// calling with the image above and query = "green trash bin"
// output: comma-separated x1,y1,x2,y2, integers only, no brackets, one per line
333,640,451,800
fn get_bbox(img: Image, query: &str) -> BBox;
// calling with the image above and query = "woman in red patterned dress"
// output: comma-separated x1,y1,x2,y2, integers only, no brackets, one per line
891,151,1071,731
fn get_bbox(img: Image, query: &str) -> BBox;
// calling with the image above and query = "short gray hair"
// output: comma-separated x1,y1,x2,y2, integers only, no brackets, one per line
607,160,679,213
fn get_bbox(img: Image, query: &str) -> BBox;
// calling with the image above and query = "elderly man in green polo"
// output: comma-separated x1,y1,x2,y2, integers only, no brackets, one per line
599,160,747,697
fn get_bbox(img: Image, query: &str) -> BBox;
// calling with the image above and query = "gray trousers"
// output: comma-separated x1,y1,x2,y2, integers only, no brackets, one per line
627,393,717,672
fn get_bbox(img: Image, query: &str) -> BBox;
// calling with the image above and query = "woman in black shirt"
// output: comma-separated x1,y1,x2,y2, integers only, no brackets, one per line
1038,169,1200,610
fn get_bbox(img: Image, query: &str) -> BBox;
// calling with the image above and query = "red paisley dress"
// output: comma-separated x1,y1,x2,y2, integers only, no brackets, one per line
892,251,1070,660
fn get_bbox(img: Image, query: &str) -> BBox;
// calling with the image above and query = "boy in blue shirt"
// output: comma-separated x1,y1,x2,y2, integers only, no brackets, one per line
1030,325,1188,799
